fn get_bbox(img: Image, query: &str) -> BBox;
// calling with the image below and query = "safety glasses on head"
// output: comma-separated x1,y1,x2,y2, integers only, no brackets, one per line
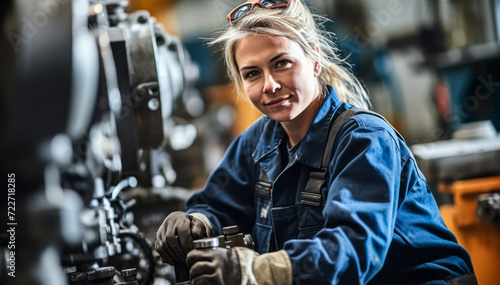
227,0,291,23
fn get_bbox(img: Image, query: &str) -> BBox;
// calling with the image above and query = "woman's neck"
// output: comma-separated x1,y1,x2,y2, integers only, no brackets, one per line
281,95,323,147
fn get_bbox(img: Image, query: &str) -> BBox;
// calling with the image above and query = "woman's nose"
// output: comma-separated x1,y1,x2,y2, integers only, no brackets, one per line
263,74,281,94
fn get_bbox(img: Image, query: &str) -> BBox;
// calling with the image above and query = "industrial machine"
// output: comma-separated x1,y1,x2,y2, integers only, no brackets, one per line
412,121,500,285
0,0,200,284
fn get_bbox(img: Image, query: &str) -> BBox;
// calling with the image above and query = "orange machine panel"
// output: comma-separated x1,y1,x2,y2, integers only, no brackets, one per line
439,176,500,285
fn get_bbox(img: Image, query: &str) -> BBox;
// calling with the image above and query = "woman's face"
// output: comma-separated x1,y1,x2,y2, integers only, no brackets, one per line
234,35,321,123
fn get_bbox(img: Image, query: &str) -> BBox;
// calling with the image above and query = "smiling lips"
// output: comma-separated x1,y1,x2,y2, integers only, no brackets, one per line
265,95,292,108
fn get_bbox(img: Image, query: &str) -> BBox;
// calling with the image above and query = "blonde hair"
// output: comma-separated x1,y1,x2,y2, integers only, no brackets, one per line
210,0,371,109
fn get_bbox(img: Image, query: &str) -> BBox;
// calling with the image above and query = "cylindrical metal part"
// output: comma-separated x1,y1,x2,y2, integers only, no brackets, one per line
193,237,220,249
122,268,137,281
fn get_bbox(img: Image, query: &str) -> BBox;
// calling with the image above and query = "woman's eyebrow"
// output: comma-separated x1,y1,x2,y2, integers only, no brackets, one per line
240,65,257,72
240,53,289,72
269,53,288,63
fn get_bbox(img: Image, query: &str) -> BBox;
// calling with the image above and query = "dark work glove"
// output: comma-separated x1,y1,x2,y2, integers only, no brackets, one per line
155,211,207,266
187,247,292,285
186,247,243,285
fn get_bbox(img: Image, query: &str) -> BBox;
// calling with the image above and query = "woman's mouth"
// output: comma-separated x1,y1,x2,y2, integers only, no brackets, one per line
265,95,291,108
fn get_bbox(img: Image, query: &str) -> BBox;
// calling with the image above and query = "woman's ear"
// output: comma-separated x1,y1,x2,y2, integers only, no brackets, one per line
313,46,321,77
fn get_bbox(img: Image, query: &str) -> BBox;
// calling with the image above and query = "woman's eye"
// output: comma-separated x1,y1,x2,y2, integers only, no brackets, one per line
276,60,291,68
245,71,260,79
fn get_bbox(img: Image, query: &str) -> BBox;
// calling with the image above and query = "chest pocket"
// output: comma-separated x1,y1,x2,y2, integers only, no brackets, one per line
253,168,327,253
271,201,326,248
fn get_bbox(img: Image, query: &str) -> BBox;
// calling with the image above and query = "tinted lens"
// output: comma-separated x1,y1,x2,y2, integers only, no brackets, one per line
260,0,288,7
231,4,252,22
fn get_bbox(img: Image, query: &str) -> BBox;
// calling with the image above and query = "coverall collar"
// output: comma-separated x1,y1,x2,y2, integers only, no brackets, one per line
252,85,344,171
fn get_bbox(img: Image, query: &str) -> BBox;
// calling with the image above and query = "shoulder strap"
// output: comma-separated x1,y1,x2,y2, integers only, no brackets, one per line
322,108,402,169
256,169,272,199
255,119,274,199
300,108,402,206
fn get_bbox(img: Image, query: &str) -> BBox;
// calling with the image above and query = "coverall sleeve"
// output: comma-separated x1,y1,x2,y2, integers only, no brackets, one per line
185,123,260,236
284,116,403,284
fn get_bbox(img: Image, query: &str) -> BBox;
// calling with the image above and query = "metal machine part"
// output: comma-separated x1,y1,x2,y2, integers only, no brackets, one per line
412,137,500,183
411,121,500,183
67,266,116,285
116,268,140,285
121,10,164,149
477,192,500,226
193,225,255,251
101,0,200,180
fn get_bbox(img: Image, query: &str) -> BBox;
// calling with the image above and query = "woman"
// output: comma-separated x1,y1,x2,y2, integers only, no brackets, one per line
156,0,476,284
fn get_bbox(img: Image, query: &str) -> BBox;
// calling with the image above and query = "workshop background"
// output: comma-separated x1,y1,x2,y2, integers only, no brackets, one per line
1,0,499,284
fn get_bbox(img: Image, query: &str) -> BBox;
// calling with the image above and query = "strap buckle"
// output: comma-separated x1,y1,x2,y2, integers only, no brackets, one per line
300,192,322,206
256,180,272,199
300,169,326,206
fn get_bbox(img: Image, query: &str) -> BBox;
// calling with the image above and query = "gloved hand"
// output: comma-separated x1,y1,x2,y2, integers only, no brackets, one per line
187,247,243,285
186,247,292,285
155,211,208,265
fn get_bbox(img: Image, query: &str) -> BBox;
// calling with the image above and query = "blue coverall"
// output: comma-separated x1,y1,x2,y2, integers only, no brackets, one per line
186,85,474,284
